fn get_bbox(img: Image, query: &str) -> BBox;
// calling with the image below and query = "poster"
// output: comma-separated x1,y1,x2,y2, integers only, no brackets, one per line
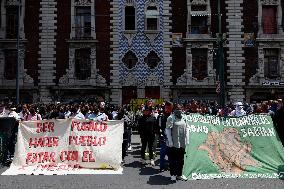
183,114,284,179
2,119,124,175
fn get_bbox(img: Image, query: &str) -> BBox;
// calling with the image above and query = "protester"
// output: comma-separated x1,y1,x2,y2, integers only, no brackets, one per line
0,105,8,117
123,107,135,151
26,107,42,121
138,106,159,166
1,97,284,180
97,107,109,122
158,101,172,172
7,106,20,120
166,104,189,182
230,102,246,117
19,104,29,121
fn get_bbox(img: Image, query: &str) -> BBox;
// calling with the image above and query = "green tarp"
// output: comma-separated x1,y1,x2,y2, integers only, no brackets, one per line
182,114,284,180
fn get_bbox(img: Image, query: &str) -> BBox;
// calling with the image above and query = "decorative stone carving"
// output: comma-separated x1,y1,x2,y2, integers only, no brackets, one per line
191,0,207,5
123,32,137,46
90,48,96,77
122,73,137,86
126,0,135,6
260,0,279,5
145,31,159,45
177,72,187,85
23,72,34,84
5,0,19,6
147,0,156,4
145,73,159,86
75,0,91,6
96,72,107,86
279,54,284,78
59,75,69,85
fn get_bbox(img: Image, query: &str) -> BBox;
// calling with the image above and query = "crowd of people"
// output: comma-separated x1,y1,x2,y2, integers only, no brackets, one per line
0,98,284,182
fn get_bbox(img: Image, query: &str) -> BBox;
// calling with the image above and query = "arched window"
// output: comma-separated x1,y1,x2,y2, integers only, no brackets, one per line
145,6,158,30
125,6,136,30
122,51,138,69
144,51,160,69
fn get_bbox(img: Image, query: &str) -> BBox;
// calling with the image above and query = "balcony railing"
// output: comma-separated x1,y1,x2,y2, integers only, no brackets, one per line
188,25,209,34
75,68,91,80
74,26,93,39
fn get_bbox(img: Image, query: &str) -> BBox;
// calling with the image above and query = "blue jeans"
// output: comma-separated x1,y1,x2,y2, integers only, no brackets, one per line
159,141,167,170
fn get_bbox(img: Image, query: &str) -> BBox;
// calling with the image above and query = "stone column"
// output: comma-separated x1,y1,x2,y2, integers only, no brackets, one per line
38,0,57,103
226,0,245,102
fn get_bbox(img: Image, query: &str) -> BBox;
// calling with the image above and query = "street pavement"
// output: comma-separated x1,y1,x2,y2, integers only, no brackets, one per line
0,133,283,189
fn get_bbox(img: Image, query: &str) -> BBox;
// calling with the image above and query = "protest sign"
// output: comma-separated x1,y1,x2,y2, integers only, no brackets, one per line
2,119,124,175
183,114,284,180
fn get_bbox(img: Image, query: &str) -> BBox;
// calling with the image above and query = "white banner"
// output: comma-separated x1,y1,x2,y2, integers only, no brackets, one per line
2,119,124,175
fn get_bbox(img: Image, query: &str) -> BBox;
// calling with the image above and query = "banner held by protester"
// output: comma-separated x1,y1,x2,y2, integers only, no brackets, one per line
2,119,124,175
183,114,284,180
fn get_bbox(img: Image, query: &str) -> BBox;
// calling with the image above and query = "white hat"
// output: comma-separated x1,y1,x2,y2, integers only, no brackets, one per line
235,102,243,106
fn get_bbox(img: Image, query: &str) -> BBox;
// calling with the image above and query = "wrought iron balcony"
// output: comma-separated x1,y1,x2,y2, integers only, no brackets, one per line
74,26,93,39
188,25,209,34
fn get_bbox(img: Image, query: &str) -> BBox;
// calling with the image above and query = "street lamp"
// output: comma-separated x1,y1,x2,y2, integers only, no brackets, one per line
16,0,21,104
217,0,225,107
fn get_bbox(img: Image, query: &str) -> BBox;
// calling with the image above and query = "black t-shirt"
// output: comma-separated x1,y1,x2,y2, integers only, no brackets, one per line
139,114,158,138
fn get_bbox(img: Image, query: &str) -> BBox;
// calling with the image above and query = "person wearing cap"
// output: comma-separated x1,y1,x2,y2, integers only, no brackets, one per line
230,102,246,117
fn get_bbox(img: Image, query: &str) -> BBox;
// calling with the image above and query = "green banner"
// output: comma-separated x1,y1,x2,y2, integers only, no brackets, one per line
182,114,284,180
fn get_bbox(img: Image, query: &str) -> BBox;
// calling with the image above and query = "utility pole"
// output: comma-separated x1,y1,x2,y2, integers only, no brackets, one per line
217,0,225,107
16,0,21,104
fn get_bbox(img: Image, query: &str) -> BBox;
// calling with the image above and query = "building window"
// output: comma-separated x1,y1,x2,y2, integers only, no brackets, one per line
6,6,18,39
264,49,279,79
4,50,17,80
122,51,138,69
75,7,91,38
125,6,136,30
75,49,91,80
192,48,208,80
145,6,158,30
144,51,160,69
190,16,208,34
262,6,277,34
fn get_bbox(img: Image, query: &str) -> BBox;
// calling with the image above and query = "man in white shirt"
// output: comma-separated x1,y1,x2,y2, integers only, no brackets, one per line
97,107,109,122
8,107,20,120
230,102,246,117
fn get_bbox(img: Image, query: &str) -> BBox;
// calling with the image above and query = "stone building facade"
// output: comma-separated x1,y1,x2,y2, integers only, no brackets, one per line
0,0,284,105
109,0,172,105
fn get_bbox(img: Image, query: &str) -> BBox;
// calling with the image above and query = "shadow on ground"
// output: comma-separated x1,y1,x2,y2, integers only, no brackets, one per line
123,161,142,168
139,166,160,175
147,175,173,185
